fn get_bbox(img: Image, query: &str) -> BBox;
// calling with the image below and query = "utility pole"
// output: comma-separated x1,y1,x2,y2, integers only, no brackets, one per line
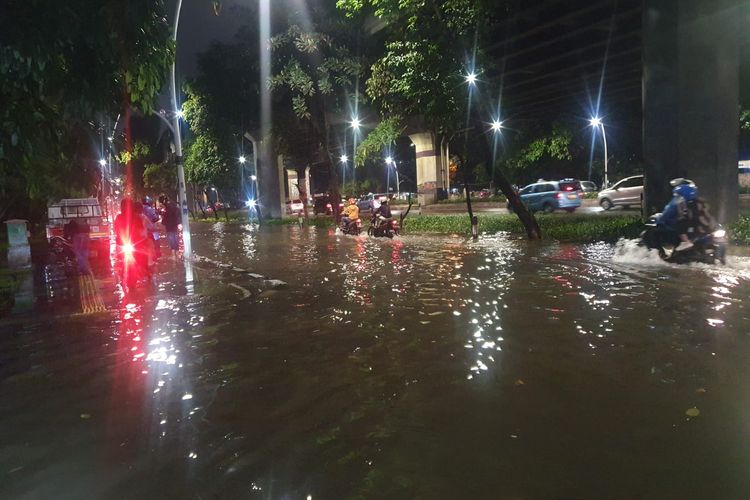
170,0,192,258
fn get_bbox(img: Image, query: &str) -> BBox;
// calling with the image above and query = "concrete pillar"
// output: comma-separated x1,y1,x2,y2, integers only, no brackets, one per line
277,155,286,217
304,166,311,202
409,132,443,206
643,0,740,223
256,139,282,219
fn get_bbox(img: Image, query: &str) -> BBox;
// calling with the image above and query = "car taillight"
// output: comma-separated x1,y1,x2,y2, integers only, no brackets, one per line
557,193,563,199
326,203,332,208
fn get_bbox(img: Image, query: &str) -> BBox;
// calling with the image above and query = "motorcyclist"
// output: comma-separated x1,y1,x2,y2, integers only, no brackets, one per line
373,196,392,227
341,198,360,230
655,182,698,252
113,199,151,280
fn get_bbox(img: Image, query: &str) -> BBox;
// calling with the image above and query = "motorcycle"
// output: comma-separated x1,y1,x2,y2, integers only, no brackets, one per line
639,213,727,265
340,218,363,236
45,235,77,280
115,238,152,288
368,216,400,238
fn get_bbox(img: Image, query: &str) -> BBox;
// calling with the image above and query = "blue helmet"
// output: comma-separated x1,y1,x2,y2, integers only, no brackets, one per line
673,183,697,201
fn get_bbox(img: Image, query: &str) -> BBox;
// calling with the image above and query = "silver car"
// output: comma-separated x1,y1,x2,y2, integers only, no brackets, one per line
597,175,643,210
580,181,598,193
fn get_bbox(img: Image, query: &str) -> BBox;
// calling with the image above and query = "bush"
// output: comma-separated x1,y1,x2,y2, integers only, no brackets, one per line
403,213,643,242
729,216,750,244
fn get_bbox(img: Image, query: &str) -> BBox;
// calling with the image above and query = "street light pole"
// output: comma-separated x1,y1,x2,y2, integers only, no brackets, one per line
170,0,192,258
600,123,609,189
590,117,609,189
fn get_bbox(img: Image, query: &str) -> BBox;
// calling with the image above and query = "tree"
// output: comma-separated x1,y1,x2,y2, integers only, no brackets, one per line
0,0,174,220
143,161,177,199
269,5,364,201
338,1,541,238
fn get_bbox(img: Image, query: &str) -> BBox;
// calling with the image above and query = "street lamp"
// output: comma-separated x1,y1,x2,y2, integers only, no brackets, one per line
465,72,477,85
589,116,609,188
385,156,400,198
491,119,503,132
239,155,246,164
350,117,361,130
98,159,107,167
340,154,348,163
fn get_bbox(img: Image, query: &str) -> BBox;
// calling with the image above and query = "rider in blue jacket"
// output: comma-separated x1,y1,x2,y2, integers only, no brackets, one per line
656,183,697,252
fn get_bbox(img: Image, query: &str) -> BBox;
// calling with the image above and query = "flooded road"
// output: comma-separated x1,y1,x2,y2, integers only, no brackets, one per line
2,222,750,499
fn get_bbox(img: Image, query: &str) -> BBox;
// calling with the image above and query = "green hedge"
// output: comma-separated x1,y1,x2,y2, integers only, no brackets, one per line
437,195,507,204
0,269,28,317
729,216,750,244
402,214,643,242
266,217,336,228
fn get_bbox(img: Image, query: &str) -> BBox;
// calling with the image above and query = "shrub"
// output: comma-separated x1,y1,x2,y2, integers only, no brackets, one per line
402,213,643,243
729,216,750,244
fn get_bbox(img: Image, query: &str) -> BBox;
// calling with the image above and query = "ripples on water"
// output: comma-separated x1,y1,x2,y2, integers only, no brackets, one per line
2,225,750,498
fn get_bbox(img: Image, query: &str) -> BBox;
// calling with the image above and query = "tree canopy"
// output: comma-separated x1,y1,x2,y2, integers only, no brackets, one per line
0,0,173,219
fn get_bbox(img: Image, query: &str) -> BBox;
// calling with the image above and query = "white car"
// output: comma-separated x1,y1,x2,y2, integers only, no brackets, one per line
597,175,643,210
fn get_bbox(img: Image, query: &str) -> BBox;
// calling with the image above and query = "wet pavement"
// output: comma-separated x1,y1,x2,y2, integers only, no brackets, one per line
2,222,750,499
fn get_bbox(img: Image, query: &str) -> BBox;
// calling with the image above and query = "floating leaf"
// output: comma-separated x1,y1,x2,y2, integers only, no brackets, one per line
685,407,700,417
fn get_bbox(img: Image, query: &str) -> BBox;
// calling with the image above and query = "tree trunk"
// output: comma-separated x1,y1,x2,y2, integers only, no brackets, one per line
495,169,542,239
399,193,414,226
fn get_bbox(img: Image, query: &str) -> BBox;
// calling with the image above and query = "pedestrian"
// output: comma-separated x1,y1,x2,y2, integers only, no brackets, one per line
162,197,181,259
142,196,161,260
70,218,91,274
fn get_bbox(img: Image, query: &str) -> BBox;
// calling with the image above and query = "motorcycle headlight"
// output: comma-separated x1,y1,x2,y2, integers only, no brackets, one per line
713,229,726,239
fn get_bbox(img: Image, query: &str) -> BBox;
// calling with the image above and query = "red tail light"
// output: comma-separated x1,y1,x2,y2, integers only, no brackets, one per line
326,203,332,208
122,242,135,262
557,193,563,199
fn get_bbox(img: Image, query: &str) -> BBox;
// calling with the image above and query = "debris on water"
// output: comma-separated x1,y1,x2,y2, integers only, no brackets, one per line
514,379,525,386
80,413,91,419
510,434,518,439
248,273,264,279
264,279,288,289
696,388,707,394
685,407,700,417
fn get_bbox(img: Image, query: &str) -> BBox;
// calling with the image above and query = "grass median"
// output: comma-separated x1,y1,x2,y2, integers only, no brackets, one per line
402,213,643,242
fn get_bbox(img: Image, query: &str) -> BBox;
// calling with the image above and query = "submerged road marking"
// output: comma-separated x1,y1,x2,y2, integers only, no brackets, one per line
79,272,106,314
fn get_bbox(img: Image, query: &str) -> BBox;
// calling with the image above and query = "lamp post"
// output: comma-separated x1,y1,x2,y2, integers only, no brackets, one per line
169,0,192,258
386,156,400,198
347,118,361,195
590,117,609,189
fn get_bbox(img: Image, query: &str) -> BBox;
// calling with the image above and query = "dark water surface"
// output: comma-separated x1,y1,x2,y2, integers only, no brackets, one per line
2,222,750,499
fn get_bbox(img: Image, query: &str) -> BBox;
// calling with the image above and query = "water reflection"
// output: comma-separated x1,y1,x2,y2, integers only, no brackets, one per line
2,225,750,499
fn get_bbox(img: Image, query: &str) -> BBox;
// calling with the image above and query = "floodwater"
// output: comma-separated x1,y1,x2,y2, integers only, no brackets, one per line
2,222,750,499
